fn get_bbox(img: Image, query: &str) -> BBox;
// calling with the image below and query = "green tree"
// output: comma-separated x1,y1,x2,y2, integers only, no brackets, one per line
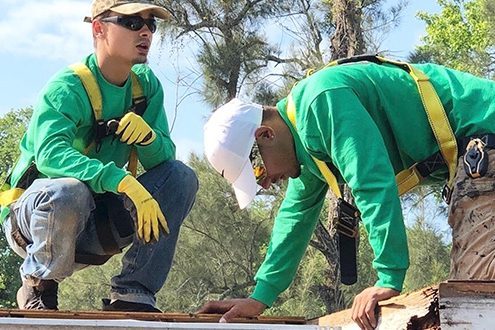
267,248,329,319
417,0,494,77
156,154,273,312
401,187,450,292
0,108,32,307
484,0,495,42
157,0,409,316
0,108,32,182
158,0,296,106
58,256,123,310
404,220,450,291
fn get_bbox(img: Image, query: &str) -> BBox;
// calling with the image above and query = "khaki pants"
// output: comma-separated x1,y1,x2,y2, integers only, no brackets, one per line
448,149,495,279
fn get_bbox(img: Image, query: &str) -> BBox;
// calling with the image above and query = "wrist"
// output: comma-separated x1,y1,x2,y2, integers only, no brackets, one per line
117,175,135,193
139,129,156,146
250,280,279,307
248,297,267,312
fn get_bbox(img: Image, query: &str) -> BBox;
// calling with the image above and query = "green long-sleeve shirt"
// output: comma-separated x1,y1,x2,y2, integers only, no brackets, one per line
251,62,495,307
1,54,175,222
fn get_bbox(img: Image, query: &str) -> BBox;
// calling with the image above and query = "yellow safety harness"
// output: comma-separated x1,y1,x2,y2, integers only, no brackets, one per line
286,55,458,199
69,62,145,177
0,180,24,209
0,63,145,209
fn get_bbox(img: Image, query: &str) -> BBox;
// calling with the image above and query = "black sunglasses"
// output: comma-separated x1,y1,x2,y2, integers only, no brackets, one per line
100,15,157,33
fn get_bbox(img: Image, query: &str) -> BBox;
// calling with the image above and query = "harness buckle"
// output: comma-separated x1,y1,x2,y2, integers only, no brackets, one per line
130,97,147,116
335,198,360,285
95,120,107,152
94,119,121,152
442,184,452,204
463,138,488,179
106,119,119,136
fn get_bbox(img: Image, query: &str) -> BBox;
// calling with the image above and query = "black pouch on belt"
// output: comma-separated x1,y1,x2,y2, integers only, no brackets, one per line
463,138,489,179
75,193,135,265
336,198,360,285
15,162,40,189
93,192,135,243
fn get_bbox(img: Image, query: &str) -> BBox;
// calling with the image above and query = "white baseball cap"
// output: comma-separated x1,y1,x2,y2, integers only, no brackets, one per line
204,98,263,209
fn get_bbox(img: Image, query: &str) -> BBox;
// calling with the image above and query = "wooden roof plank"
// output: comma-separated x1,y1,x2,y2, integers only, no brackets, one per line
0,309,306,324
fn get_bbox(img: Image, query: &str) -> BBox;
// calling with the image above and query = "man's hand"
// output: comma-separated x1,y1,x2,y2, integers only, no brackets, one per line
116,112,156,146
351,286,399,330
197,298,266,323
117,175,169,242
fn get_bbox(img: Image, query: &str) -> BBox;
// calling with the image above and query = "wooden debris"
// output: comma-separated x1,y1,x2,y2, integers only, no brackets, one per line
309,286,440,329
439,280,495,330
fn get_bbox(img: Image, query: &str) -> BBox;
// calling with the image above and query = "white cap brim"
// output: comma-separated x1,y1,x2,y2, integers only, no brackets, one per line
232,158,259,209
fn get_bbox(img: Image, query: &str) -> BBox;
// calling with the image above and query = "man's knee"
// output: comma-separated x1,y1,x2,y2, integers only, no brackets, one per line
172,161,199,197
32,179,93,231
152,160,198,199
49,178,93,210
143,161,198,224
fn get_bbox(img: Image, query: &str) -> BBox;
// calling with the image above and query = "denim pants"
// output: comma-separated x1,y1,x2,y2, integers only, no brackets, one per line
3,160,198,306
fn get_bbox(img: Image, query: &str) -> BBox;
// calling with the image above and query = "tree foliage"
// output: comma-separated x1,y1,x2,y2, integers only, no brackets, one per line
157,154,273,311
157,0,408,107
0,108,32,182
0,233,22,308
401,187,450,292
157,0,295,106
0,108,32,307
58,256,122,310
417,0,494,77
0,0,462,318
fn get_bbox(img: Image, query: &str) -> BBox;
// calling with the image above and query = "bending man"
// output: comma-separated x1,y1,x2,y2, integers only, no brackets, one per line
201,57,495,329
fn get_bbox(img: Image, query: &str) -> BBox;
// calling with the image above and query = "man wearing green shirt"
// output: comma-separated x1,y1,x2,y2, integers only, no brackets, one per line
0,0,197,312
201,60,495,329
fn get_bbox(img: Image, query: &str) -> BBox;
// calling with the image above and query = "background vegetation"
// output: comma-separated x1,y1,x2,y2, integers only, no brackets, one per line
1,0,493,318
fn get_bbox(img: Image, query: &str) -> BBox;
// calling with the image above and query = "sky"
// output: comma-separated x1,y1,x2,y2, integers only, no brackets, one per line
0,0,441,161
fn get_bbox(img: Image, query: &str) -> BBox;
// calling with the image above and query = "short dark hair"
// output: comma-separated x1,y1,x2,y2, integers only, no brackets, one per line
262,105,277,122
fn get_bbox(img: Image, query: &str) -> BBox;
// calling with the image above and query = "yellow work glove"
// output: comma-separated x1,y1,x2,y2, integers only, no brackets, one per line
117,175,169,243
116,112,156,146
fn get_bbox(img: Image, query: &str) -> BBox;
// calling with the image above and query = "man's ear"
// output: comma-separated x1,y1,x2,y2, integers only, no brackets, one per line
93,20,105,37
254,126,275,145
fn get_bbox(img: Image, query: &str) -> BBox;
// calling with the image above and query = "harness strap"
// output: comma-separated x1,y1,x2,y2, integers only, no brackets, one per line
131,71,145,105
287,94,342,198
127,73,145,177
70,63,103,156
289,55,458,197
0,188,24,208
70,63,145,177
0,163,39,208
288,93,358,285
395,60,458,194
0,64,146,222
69,63,103,121
341,55,458,194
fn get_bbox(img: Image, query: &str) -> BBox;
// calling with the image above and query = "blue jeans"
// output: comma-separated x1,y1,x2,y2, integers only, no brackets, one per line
3,160,198,306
